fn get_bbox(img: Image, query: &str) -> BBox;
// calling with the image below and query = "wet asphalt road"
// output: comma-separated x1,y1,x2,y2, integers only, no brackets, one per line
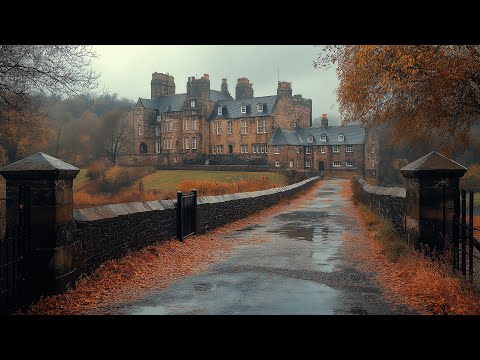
121,179,414,315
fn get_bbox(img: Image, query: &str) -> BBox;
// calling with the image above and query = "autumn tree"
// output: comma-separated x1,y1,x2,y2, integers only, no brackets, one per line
101,109,133,165
315,46,480,152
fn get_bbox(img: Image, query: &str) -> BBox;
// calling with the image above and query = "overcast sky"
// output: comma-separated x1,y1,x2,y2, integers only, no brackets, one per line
91,45,340,120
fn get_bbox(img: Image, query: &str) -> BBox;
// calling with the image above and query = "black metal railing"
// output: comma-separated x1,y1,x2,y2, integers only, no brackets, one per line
452,189,480,282
176,190,197,240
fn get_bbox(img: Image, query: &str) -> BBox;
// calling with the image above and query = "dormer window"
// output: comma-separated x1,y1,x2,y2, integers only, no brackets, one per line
257,103,264,112
156,115,161,122
320,134,327,142
307,135,314,143
191,100,196,108
338,134,345,141
165,105,171,112
218,106,223,115
241,105,247,114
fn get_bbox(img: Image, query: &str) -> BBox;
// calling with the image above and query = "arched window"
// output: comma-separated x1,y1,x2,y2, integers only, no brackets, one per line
140,143,148,153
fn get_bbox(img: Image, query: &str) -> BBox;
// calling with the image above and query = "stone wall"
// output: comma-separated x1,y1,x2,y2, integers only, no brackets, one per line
69,176,318,284
353,175,407,235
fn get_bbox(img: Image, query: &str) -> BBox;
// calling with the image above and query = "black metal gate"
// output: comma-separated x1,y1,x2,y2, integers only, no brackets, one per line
452,189,480,282
176,190,197,240
0,185,31,314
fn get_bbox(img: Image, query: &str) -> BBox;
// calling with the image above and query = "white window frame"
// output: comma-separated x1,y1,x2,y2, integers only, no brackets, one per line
306,146,311,154
289,160,294,168
346,161,353,167
157,115,161,122
241,145,245,154
227,121,233,134
191,100,196,108
275,161,280,167
185,119,189,131
346,145,353,153
155,141,160,153
241,120,248,134
333,161,342,167
244,144,248,153
218,106,223,115
297,147,300,154
184,138,189,150
257,103,264,112
371,160,375,167
274,145,280,154
333,145,340,153
138,125,143,136
241,105,247,114
372,147,375,154
213,146,217,154
155,126,160,136
256,118,266,133
213,121,222,135
306,160,312,168
338,134,345,141
320,134,327,142
252,145,256,154
192,137,197,150
192,119,197,131
320,146,326,154
307,136,314,143
293,121,297,128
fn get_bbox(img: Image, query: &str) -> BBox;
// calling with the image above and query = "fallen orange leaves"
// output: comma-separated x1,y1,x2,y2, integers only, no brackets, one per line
341,181,480,315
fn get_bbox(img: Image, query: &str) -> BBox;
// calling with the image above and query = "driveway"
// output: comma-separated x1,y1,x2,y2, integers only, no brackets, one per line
120,178,414,315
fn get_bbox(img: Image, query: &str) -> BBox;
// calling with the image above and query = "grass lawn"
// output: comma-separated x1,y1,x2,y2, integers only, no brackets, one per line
138,170,285,192
73,169,89,190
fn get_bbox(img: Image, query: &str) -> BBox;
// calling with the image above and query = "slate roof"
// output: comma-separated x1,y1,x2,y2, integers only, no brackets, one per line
210,95,278,119
268,125,366,146
0,152,79,172
138,90,231,113
400,151,467,172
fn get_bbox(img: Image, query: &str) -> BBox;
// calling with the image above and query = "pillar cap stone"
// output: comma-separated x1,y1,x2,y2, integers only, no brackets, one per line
400,151,467,178
0,152,80,180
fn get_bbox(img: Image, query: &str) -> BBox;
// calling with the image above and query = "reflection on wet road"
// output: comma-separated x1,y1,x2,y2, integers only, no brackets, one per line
122,179,414,315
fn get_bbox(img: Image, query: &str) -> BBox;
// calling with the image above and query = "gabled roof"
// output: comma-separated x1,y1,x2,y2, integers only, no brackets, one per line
269,125,366,146
210,90,231,102
400,151,467,173
0,152,79,172
210,95,277,119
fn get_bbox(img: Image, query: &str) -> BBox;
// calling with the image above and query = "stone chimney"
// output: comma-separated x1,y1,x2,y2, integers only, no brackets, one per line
187,74,211,101
321,114,328,128
235,78,254,100
277,81,292,98
221,78,229,94
151,72,175,99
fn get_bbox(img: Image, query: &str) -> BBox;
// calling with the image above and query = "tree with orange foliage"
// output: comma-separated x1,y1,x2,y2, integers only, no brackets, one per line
315,46,480,152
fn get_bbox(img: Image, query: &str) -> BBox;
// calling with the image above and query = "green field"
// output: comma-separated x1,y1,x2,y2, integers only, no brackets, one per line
73,169,89,190
139,170,285,192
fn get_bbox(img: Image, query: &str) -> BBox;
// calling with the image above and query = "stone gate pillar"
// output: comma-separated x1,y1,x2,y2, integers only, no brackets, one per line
399,151,466,252
0,152,79,299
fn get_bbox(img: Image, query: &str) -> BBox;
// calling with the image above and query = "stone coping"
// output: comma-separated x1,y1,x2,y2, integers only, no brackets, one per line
354,175,406,198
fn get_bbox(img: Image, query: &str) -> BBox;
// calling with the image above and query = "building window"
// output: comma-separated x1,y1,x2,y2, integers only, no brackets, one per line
241,105,247,114
155,141,160,153
192,119,197,131
306,146,311,154
157,115,161,122
274,145,280,154
289,160,294,168
260,144,266,153
191,110,196,116
213,145,223,154
241,144,248,153
333,145,340,153
346,145,353,153
241,120,248,134
320,146,326,154
320,134,327,142
346,161,353,167
297,147,300,154
307,136,314,143
372,147,375,154
213,121,222,134
155,126,160,136
184,138,189,150
371,160,375,167
257,118,266,133
306,160,312,168
257,103,264,112
138,125,143,136
227,121,233,134
275,161,280,167
333,161,342,167
338,134,345,141
293,121,297,128
164,120,173,133
218,106,223,115
192,137,197,150
174,156,177,162
191,100,196,108
297,160,299,167
185,119,189,131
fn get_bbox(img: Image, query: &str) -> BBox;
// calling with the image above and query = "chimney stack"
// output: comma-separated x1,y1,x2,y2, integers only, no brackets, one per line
321,114,328,128
235,78,254,100
277,81,292,98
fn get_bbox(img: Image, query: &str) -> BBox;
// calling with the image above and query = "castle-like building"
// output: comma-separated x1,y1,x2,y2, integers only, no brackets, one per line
132,72,378,179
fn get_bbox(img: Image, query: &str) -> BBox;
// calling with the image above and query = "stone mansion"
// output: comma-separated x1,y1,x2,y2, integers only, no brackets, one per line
132,72,379,179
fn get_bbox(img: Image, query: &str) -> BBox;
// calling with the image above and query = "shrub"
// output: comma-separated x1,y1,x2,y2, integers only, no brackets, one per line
460,163,480,191
86,160,109,180
176,176,278,196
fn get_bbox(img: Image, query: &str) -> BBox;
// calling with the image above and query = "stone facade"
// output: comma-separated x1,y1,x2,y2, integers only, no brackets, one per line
131,72,378,179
